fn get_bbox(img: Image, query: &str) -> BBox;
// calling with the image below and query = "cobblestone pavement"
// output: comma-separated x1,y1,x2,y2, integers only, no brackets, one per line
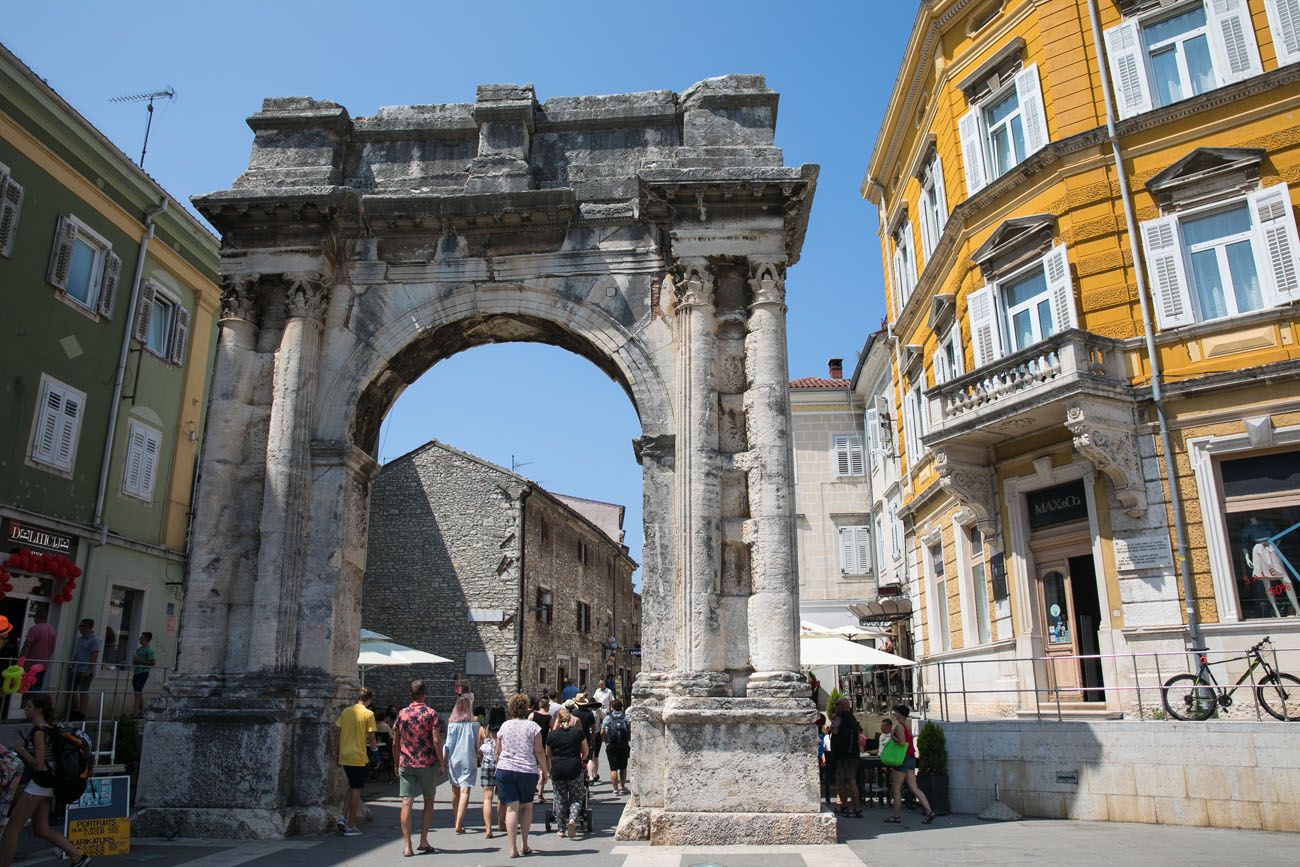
14,781,1298,867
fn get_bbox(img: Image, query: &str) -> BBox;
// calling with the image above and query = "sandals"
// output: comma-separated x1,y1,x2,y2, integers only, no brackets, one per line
922,811,937,824
884,816,901,823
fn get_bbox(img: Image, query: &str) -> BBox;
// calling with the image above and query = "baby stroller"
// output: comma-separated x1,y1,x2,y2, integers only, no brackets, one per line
543,776,595,834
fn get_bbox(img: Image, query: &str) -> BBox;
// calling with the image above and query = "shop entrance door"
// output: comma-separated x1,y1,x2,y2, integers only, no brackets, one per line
1036,554,1105,702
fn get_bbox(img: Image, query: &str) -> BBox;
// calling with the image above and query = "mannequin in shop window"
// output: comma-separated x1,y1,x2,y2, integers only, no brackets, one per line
1241,515,1300,619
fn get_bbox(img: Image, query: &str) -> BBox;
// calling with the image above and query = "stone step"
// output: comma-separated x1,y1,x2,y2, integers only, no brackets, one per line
1015,703,1124,720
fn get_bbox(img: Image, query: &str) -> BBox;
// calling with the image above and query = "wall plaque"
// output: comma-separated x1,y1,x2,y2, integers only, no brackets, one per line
1113,533,1173,571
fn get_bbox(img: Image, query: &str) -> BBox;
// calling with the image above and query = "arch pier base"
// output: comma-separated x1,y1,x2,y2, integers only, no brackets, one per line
135,77,831,845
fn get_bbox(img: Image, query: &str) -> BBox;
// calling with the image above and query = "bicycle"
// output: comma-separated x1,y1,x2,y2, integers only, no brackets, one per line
1161,636,1300,721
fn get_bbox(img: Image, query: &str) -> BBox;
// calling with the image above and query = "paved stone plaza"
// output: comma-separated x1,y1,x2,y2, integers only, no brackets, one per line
14,783,1298,866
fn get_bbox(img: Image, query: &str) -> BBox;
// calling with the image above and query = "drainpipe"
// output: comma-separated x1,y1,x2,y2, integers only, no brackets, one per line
75,199,169,633
1085,0,1203,651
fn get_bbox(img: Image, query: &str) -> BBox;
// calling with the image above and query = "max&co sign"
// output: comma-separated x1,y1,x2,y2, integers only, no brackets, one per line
1026,480,1089,530
2,518,78,557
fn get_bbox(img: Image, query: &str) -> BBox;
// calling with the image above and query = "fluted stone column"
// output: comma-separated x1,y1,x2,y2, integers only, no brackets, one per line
743,260,803,696
671,261,728,695
250,273,331,671
177,273,262,676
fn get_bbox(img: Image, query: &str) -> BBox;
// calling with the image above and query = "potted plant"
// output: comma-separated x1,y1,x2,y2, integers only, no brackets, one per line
915,719,949,814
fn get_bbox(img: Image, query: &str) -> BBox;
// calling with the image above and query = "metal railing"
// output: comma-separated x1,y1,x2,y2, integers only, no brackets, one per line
912,642,1300,723
0,656,175,767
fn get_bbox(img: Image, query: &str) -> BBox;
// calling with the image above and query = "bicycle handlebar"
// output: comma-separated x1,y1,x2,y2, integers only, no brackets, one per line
1249,636,1272,653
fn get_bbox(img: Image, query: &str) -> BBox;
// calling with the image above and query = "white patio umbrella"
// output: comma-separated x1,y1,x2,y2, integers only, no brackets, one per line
800,634,914,667
357,636,452,685
361,628,392,641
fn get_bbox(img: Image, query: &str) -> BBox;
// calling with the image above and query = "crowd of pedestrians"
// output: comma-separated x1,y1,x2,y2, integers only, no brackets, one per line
334,677,631,859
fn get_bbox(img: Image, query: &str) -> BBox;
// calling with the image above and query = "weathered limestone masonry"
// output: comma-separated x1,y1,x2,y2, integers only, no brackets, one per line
134,76,827,845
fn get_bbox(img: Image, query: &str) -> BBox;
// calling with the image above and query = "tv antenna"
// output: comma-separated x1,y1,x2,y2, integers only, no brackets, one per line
109,87,176,169
511,454,535,474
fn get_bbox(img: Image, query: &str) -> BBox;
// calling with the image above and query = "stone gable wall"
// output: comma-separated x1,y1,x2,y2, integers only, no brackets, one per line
362,444,526,714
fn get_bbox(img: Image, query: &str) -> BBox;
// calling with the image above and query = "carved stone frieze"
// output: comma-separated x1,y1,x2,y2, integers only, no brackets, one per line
934,446,999,543
1065,401,1148,517
283,272,331,321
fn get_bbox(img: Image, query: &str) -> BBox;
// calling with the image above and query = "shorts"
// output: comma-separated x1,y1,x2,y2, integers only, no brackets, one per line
132,671,150,693
398,765,437,800
590,733,602,759
481,766,497,789
834,757,860,785
606,747,629,772
73,672,94,692
893,754,918,773
495,770,538,805
343,764,368,790
24,781,54,799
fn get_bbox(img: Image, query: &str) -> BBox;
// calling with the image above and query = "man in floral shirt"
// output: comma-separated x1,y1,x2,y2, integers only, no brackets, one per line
393,679,444,856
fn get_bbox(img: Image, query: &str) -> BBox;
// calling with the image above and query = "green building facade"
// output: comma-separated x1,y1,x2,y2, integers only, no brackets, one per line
0,42,220,721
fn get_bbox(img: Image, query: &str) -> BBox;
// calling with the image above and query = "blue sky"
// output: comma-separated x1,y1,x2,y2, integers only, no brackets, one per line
6,1,916,579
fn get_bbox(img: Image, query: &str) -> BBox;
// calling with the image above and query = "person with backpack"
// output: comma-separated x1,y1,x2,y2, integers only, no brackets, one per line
600,699,631,796
0,694,89,867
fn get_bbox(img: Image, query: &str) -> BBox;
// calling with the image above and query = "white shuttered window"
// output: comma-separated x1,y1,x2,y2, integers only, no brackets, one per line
1265,0,1300,65
0,166,24,258
833,434,865,477
966,244,1079,370
121,421,163,502
1105,2,1262,120
30,376,86,473
838,525,873,576
959,63,1050,195
1140,183,1300,328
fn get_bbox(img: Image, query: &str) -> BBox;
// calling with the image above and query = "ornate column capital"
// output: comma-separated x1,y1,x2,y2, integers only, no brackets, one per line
283,272,331,322
220,272,261,323
1065,400,1148,517
934,446,999,543
747,259,786,307
671,259,715,310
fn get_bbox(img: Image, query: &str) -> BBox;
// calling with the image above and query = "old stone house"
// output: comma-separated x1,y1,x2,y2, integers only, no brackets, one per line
363,439,640,713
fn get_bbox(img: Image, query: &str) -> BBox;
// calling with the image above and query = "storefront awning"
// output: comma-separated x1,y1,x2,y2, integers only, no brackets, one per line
849,597,914,627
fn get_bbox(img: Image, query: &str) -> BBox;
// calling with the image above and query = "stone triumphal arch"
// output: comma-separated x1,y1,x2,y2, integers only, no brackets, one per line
135,77,828,844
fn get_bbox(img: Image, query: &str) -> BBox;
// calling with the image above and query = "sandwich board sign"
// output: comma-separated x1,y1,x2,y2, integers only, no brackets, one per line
64,776,130,856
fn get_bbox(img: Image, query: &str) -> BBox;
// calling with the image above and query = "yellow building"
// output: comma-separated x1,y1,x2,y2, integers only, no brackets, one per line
862,0,1300,717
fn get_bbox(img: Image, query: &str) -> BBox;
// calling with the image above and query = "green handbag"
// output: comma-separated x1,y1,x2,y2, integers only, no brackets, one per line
879,737,906,768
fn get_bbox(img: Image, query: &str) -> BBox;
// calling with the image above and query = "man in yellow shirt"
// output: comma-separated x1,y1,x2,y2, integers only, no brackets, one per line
335,686,378,836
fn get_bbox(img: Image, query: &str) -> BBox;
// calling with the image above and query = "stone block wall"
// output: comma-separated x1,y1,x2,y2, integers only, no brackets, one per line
521,490,639,699
363,442,526,714
942,720,1300,832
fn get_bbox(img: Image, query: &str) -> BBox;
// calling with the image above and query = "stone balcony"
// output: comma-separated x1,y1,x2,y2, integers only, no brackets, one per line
924,329,1131,449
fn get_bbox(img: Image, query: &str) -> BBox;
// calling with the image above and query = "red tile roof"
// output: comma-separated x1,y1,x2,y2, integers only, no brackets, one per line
789,377,851,389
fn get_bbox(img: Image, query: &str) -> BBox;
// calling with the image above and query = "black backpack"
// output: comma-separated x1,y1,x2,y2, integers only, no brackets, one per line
605,714,630,749
42,725,92,810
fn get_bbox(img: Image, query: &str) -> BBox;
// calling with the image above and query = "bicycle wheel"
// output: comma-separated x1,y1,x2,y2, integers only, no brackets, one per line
1161,673,1216,721
1257,672,1300,721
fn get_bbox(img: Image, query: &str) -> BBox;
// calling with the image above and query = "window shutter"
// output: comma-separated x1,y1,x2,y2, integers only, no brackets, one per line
97,251,121,319
834,435,851,476
140,429,160,499
889,502,903,562
1249,183,1300,304
123,426,146,497
0,175,23,258
917,195,933,261
1013,63,1049,156
933,154,949,230
849,435,864,476
967,285,1003,368
958,107,988,196
866,407,880,458
134,281,157,344
170,305,191,365
1208,0,1263,83
1104,20,1153,119
54,390,82,471
875,394,894,456
839,526,856,574
1265,0,1300,65
47,216,77,290
892,245,906,310
34,385,64,466
902,389,918,465
855,526,872,575
1140,216,1196,328
1043,244,1079,332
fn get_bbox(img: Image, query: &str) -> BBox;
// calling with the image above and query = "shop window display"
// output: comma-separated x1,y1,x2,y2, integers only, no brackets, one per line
1221,451,1300,620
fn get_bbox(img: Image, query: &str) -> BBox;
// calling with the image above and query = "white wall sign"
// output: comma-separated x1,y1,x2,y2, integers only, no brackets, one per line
468,609,505,623
1113,534,1173,572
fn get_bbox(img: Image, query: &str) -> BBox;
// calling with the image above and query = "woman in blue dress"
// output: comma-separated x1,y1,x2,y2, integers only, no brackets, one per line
444,693,481,834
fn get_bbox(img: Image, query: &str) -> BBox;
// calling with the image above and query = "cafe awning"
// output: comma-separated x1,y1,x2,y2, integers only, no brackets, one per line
849,596,914,627
800,635,914,667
